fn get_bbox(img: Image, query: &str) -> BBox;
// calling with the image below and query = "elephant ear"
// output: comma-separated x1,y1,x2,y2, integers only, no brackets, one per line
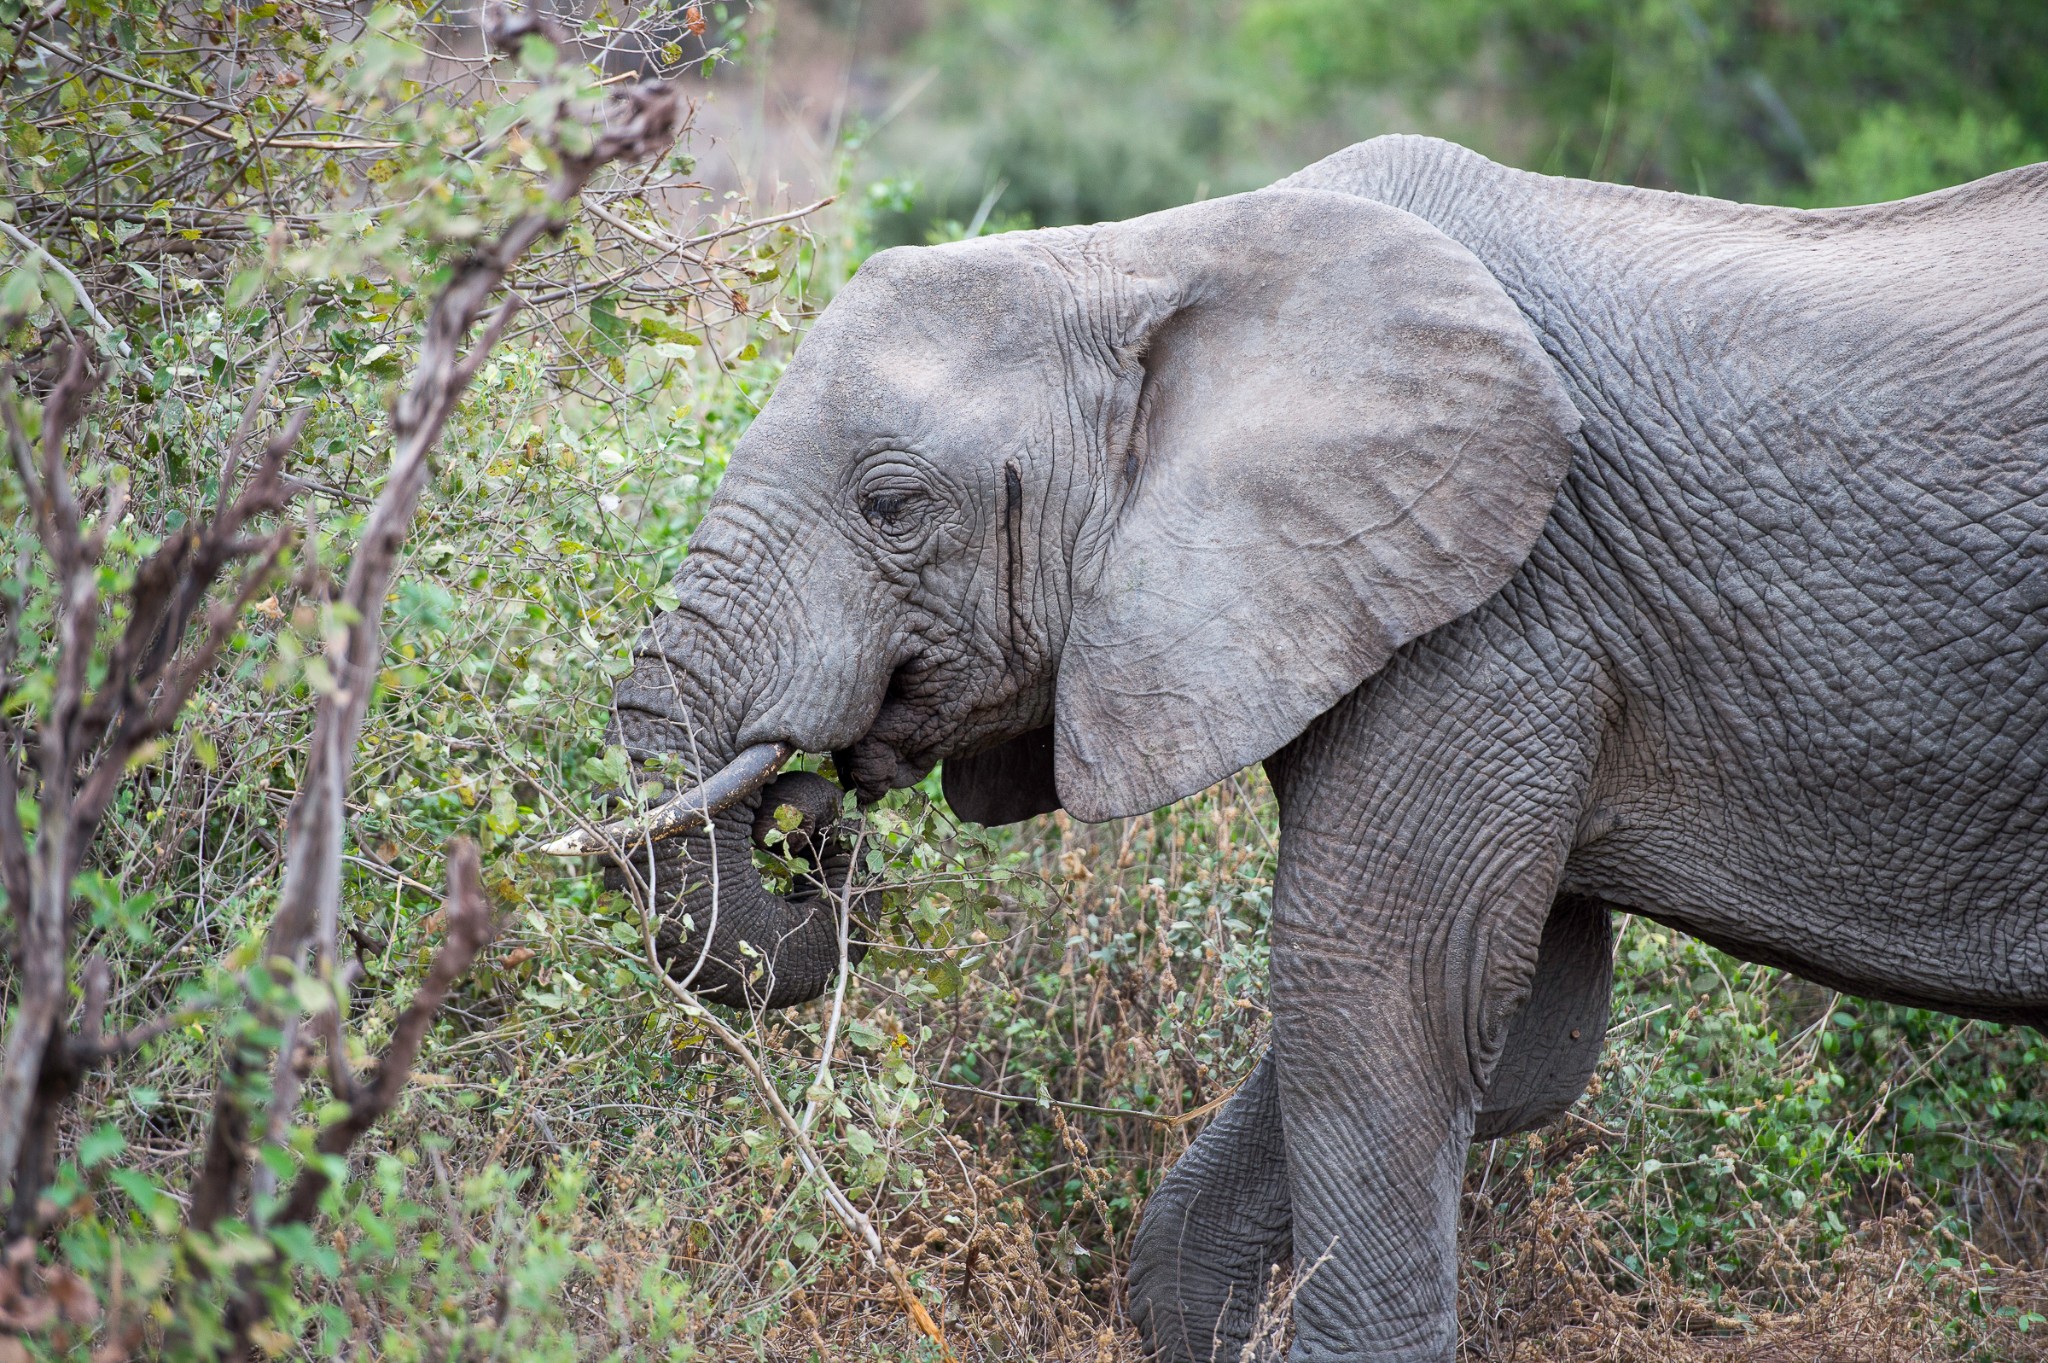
1053,188,1580,821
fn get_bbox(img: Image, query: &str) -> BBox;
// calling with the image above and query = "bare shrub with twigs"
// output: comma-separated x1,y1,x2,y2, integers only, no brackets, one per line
0,3,841,1352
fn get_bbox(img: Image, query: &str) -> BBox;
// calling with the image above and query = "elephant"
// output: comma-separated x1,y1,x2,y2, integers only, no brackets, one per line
545,135,2048,1360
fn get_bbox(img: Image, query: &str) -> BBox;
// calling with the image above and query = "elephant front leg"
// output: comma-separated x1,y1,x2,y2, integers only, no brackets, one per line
1263,618,1607,1359
1269,932,1478,1362
1128,1051,1292,1362
1269,846,1596,1360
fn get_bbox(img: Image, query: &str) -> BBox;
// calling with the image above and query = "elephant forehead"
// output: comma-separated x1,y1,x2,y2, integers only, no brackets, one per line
752,255,1087,450
819,240,1078,371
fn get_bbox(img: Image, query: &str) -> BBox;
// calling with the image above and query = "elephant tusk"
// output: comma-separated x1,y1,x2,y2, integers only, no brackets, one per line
537,741,794,856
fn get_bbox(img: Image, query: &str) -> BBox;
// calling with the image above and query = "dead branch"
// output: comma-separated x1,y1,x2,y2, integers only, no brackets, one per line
279,840,496,1227
0,348,310,1233
217,841,496,1355
0,337,297,1217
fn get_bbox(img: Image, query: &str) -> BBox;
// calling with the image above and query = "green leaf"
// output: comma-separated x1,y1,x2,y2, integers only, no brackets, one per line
636,315,701,345
109,1166,180,1231
589,294,629,357
0,265,42,315
595,745,631,790
225,267,266,311
925,958,964,1000
78,1123,126,1168
291,971,336,1016
487,782,519,835
258,1143,298,1182
520,33,560,74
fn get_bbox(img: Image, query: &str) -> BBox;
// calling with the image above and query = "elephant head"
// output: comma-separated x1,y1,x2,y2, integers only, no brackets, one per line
545,187,1579,1009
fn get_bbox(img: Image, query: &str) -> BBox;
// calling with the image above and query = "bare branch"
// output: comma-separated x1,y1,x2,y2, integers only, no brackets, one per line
68,416,307,842
272,840,495,1229
448,295,526,393
0,348,98,573
0,218,123,348
156,111,399,154
0,345,105,1214
0,561,28,915
0,367,306,1240
77,955,109,1054
215,349,285,512
318,962,365,1109
69,1010,196,1067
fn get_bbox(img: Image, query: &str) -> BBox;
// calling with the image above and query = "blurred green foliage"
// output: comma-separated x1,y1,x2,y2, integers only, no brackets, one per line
1247,0,2048,203
860,0,2047,240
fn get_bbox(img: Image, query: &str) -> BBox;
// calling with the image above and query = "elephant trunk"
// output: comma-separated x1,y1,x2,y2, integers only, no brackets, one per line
554,645,871,1011
626,768,869,1010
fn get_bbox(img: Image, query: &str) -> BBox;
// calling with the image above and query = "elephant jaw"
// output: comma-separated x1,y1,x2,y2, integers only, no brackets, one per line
535,724,939,858
537,704,942,857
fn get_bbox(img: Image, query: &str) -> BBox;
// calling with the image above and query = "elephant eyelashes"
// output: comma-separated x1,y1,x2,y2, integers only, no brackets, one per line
860,490,918,529
856,458,934,547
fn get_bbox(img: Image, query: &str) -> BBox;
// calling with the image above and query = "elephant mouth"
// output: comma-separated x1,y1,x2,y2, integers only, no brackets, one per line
541,740,873,1010
835,729,936,803
830,658,946,802
535,723,936,860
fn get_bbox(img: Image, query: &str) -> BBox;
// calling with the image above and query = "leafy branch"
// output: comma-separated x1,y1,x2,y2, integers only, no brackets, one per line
0,26,691,1356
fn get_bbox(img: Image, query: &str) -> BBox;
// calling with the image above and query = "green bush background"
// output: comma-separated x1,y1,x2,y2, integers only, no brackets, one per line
859,0,2047,238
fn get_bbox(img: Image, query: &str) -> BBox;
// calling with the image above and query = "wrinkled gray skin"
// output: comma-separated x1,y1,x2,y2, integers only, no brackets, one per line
602,135,2048,1359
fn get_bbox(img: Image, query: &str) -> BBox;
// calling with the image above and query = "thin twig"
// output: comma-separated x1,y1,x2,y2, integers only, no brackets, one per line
157,110,398,152
799,827,863,1136
637,918,956,1361
0,218,126,349
23,30,244,114
928,1079,1240,1129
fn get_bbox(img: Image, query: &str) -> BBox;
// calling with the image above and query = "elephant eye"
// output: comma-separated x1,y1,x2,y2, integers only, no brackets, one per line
860,488,921,530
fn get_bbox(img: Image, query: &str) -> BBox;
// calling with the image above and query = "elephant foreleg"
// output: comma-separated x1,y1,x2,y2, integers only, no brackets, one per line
1262,595,1608,1361
1128,1051,1292,1363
